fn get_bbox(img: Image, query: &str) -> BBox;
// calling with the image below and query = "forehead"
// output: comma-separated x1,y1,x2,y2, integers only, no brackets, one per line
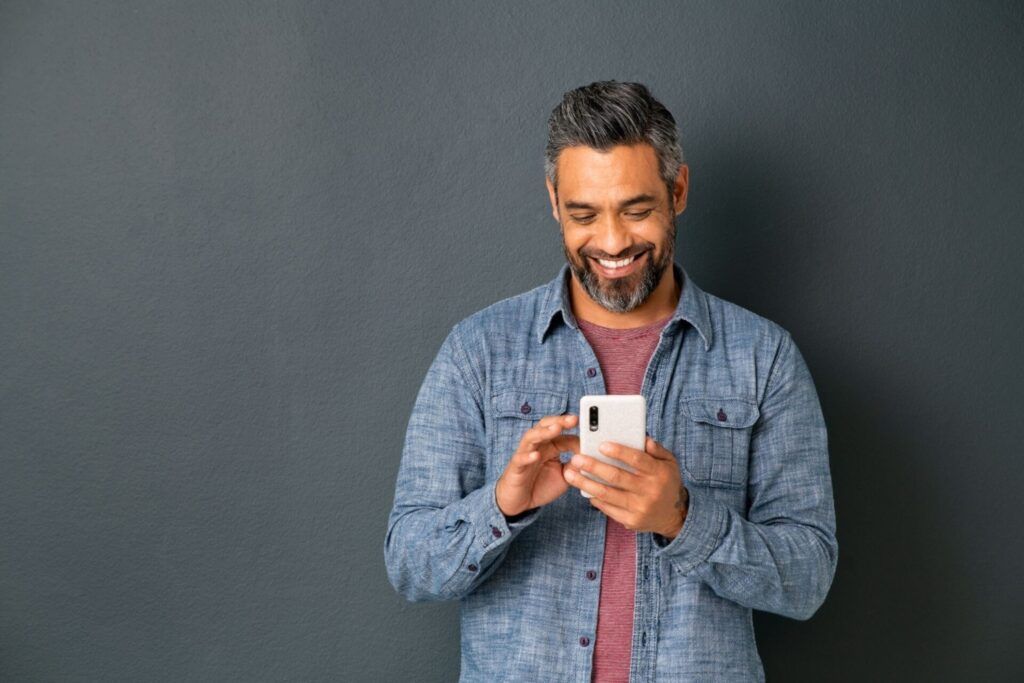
556,143,663,203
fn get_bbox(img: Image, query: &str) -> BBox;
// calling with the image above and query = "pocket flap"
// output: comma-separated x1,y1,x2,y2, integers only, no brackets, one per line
491,388,568,419
681,397,759,428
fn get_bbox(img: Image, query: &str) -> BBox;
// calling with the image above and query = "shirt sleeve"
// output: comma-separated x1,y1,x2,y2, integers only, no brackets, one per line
651,331,839,620
383,325,542,602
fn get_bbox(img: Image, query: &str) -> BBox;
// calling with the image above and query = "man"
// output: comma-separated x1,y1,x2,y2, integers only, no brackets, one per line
384,80,838,682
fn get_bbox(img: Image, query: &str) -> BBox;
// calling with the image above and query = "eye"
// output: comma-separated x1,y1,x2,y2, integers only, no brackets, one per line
626,209,653,219
571,215,596,224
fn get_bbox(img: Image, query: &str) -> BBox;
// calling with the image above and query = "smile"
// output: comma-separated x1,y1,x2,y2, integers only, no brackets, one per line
591,251,646,278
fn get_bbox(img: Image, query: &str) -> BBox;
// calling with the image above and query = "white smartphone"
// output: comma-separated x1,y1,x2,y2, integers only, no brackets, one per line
578,394,646,498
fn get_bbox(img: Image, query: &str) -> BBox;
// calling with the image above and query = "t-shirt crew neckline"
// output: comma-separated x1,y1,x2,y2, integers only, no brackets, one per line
576,311,675,338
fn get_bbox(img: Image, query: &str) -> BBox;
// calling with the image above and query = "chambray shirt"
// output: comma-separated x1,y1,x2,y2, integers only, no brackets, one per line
384,261,838,682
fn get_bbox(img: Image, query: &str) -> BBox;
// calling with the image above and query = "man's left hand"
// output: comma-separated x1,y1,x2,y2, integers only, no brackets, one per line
563,435,689,539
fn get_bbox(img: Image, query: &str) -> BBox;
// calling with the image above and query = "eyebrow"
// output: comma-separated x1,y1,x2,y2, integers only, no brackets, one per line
563,193,658,211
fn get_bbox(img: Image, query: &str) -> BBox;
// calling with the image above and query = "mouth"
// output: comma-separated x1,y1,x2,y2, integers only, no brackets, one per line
589,250,647,279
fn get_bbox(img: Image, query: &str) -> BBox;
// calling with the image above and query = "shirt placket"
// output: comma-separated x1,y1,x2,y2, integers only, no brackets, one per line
570,321,679,683
628,323,677,683
571,327,608,683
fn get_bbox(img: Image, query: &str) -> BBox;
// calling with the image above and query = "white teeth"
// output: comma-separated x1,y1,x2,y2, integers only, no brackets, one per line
597,254,637,269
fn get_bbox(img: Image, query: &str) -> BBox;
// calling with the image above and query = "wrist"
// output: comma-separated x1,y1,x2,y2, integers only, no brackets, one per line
659,509,686,539
495,477,524,518
659,484,690,539
504,507,537,522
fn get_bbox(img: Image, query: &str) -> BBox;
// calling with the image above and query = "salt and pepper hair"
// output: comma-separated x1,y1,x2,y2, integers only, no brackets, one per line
544,80,685,206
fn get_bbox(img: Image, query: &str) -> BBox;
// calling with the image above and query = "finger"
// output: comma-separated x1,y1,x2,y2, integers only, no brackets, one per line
570,453,640,492
515,438,578,474
548,434,579,453
563,466,632,509
521,424,557,450
586,492,632,518
531,435,580,466
509,448,543,473
522,415,572,444
511,416,574,463
596,440,652,474
523,423,580,453
534,413,578,429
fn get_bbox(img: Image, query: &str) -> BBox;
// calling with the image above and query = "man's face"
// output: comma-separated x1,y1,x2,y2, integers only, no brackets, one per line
546,143,688,313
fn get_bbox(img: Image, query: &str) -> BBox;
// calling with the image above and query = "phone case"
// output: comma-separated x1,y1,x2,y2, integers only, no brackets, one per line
578,394,646,498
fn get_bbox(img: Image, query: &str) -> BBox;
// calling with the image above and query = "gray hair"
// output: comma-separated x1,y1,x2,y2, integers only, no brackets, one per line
544,80,684,205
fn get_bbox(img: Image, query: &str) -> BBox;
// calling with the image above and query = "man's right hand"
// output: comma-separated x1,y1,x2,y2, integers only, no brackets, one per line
495,413,580,517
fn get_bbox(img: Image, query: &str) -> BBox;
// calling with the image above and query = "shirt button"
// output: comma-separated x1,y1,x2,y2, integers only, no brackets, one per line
586,367,597,378
717,408,728,421
520,402,532,415
467,563,478,572
579,636,590,647
586,570,597,580
491,526,503,538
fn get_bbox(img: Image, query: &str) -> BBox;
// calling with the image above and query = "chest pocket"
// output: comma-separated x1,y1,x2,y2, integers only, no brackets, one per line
489,388,570,472
677,397,759,488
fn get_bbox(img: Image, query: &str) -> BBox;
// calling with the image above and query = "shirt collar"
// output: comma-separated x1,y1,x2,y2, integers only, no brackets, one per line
534,259,713,350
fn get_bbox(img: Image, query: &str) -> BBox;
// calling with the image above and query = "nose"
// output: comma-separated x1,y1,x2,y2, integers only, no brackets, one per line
590,216,635,259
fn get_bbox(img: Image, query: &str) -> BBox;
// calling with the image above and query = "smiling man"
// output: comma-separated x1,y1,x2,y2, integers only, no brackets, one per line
385,80,838,683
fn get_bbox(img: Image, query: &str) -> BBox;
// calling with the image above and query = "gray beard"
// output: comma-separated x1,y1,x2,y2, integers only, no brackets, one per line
560,224,675,314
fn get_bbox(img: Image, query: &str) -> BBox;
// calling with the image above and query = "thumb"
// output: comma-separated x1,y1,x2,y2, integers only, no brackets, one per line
645,435,675,461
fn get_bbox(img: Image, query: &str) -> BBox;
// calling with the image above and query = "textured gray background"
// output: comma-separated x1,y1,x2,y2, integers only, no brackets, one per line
2,1,1022,680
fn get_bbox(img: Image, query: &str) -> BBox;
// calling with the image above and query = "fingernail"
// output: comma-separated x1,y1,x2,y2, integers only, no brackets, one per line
599,442,611,453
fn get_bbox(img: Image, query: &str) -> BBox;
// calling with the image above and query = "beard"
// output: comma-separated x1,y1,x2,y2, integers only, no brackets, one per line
560,219,676,314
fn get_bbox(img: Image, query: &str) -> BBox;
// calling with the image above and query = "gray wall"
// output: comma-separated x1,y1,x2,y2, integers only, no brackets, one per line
2,1,1022,680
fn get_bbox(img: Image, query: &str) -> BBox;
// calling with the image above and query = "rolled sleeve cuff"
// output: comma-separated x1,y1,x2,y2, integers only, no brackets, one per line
651,484,729,576
447,479,542,553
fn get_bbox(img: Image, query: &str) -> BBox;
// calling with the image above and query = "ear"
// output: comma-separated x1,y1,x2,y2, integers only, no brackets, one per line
672,164,689,216
545,176,560,223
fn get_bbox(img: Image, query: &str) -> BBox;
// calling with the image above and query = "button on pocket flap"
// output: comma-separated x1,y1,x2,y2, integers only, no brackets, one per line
491,388,568,419
681,397,759,429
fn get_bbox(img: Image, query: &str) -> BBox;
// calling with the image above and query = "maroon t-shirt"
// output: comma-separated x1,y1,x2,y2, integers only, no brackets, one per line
577,311,673,683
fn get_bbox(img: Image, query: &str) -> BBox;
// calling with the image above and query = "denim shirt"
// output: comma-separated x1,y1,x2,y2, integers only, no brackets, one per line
384,260,838,682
